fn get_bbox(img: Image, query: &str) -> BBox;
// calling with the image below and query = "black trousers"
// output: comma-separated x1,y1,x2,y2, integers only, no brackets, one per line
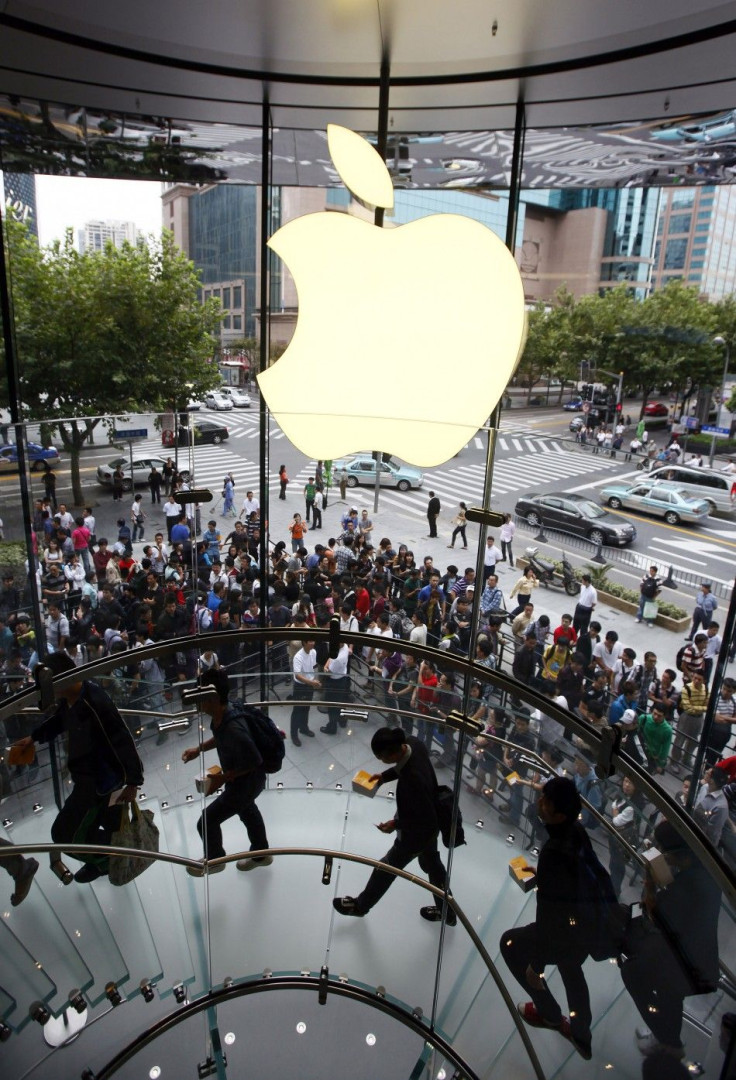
619,918,691,1049
197,775,268,859
51,779,120,869
500,923,592,1043
573,604,593,634
355,832,448,914
322,676,351,732
290,685,314,739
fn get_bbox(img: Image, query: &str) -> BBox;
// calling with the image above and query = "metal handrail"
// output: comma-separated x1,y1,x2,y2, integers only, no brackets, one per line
0,838,547,1080
0,626,733,906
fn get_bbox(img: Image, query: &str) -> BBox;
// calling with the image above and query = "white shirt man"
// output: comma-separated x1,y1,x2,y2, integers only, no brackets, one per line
410,618,428,647
578,581,597,610
325,643,350,680
164,496,181,521
484,538,503,568
55,506,74,531
240,491,260,519
293,644,318,684
593,636,624,681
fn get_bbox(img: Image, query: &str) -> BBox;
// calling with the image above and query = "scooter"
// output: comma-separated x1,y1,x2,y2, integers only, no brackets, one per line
524,546,581,597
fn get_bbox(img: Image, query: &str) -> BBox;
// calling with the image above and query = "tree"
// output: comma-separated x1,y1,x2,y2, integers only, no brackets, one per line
2,221,223,504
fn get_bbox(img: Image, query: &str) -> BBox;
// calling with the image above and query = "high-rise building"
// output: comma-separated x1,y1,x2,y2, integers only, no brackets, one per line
652,185,736,300
3,171,37,237
77,218,138,253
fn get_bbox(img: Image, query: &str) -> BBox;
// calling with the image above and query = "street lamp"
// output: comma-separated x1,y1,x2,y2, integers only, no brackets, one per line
711,335,731,466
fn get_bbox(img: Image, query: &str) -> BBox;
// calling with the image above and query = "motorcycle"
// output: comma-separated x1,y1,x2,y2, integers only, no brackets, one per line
524,546,581,597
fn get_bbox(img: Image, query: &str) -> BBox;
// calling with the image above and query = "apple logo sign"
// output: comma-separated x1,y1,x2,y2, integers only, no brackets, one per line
258,125,526,467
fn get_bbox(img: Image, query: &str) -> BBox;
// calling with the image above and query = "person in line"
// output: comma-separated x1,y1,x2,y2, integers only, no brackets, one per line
14,652,143,884
332,726,456,925
500,776,597,1060
181,669,272,875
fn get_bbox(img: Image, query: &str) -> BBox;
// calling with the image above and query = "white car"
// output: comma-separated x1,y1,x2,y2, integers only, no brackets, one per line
204,391,234,411
220,387,251,408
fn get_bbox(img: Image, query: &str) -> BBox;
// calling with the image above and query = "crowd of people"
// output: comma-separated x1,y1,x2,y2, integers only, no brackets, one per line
0,479,731,1070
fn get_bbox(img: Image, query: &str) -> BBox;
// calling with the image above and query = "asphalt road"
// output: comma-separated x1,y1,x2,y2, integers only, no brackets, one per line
1,401,734,591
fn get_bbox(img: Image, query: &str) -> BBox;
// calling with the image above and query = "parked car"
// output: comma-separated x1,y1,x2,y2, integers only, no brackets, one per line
514,492,637,547
0,443,60,473
204,391,234,411
185,398,204,411
219,387,251,408
176,420,229,446
333,453,423,491
562,398,584,411
599,480,711,526
645,464,734,515
97,455,191,489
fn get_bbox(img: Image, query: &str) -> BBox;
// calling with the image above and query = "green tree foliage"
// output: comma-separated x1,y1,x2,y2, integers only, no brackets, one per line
2,220,223,504
517,280,726,419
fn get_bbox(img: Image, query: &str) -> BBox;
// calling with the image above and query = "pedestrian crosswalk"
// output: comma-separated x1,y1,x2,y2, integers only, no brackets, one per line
296,447,622,522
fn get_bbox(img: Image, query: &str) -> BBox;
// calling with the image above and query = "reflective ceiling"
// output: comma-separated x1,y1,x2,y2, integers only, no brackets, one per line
2,1,736,187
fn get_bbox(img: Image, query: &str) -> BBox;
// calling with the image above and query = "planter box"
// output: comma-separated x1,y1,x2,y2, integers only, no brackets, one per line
515,557,690,632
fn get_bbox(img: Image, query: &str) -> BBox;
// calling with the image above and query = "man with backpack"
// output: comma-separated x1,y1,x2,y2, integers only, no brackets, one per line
635,566,661,626
501,776,623,1061
182,669,275,875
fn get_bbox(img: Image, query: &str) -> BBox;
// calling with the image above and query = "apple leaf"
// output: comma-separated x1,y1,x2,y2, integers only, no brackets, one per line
327,124,394,211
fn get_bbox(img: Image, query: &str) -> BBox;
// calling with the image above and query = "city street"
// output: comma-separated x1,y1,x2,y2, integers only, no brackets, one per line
3,402,735,594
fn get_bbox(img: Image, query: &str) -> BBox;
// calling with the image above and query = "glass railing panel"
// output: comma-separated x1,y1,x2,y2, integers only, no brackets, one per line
0,921,57,1033
204,791,350,988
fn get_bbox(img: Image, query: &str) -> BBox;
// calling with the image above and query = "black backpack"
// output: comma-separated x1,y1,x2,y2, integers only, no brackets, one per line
641,576,659,600
436,784,466,849
675,645,687,672
232,704,285,774
549,830,626,960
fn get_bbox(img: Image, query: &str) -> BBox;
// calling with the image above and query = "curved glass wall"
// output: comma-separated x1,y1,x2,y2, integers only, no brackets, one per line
0,96,735,1080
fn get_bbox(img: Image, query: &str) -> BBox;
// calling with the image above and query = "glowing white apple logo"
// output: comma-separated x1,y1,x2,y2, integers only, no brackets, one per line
258,125,526,467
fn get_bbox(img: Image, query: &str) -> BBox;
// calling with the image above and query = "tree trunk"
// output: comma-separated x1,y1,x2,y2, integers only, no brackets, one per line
58,419,100,507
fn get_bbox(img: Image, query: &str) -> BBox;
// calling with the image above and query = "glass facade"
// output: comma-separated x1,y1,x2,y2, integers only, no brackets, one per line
0,107,734,1080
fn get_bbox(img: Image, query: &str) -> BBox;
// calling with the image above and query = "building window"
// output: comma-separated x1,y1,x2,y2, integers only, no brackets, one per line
233,315,242,331
695,223,709,232
668,213,691,233
223,316,231,329
664,238,687,270
223,288,231,309
213,288,220,300
233,286,242,308
697,211,712,219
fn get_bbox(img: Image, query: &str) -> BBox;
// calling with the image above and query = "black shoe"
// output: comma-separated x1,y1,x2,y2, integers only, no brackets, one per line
320,726,337,735
11,858,39,907
302,729,315,737
74,864,105,884
333,896,365,917
420,904,457,927
292,735,302,747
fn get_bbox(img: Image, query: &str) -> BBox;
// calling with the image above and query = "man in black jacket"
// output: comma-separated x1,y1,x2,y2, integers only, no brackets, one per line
182,669,271,875
426,491,441,538
333,727,455,925
15,652,143,884
500,776,595,1060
